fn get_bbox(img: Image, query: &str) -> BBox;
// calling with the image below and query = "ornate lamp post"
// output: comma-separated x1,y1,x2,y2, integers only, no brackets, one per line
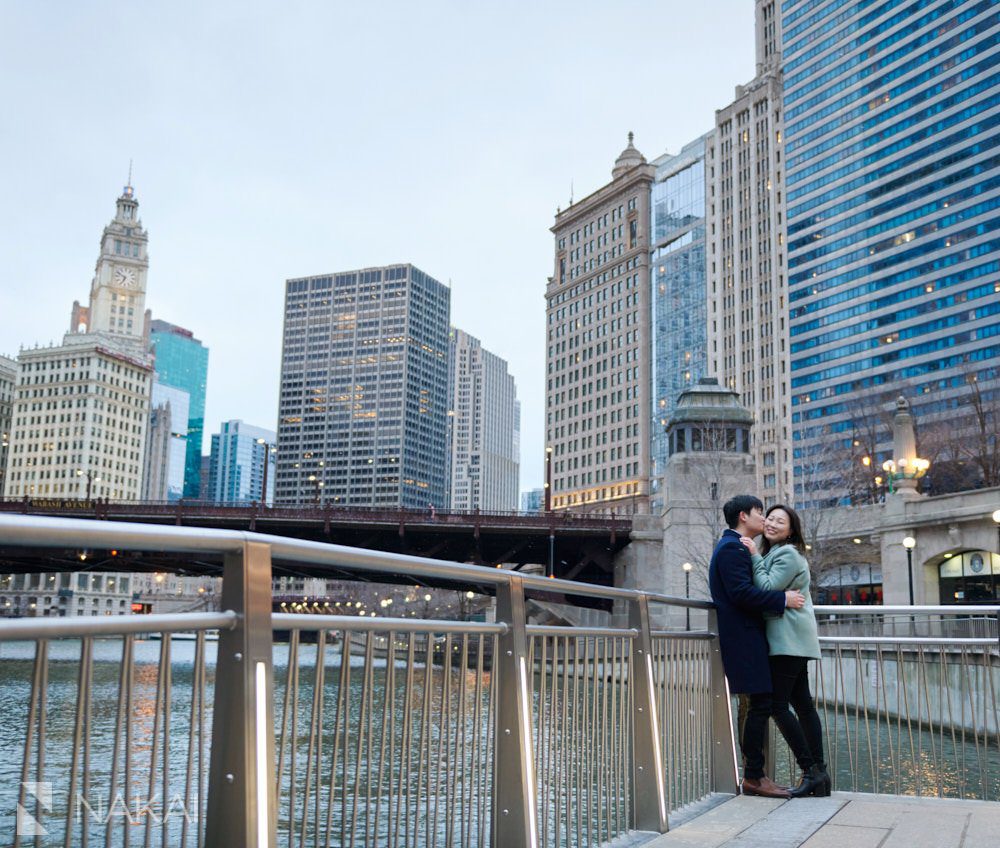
883,397,930,497
682,561,693,631
902,536,916,606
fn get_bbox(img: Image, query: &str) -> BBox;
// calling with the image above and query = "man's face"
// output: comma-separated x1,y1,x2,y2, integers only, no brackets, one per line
742,506,765,535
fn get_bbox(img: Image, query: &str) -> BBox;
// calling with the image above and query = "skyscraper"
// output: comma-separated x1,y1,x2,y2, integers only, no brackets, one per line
547,135,655,514
0,355,15,496
207,420,276,504
781,1,1000,503
275,264,451,508
650,136,710,511
707,0,792,506
2,183,152,500
446,328,520,511
148,320,209,498
142,381,190,501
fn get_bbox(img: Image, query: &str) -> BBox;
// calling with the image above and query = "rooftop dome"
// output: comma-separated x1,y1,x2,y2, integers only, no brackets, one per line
667,377,754,428
612,132,647,178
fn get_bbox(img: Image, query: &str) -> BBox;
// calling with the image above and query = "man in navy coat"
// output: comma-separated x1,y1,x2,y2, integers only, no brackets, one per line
709,494,805,798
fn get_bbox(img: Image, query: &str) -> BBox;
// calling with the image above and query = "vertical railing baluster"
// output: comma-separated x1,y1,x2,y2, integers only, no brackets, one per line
276,629,298,841
205,541,276,847
181,631,205,848
65,637,92,848
629,594,667,834
707,609,739,796
491,575,537,848
163,636,173,847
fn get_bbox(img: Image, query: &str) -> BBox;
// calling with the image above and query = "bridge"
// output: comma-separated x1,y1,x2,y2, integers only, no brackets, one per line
0,514,996,847
0,498,631,586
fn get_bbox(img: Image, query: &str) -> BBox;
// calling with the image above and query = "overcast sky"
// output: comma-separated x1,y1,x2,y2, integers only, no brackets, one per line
0,1,754,491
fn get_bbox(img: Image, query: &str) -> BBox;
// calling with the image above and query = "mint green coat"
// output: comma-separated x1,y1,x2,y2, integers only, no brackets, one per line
751,545,821,660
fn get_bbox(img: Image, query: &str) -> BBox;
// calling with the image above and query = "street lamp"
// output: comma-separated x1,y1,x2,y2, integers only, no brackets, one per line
682,562,693,631
544,446,553,512
76,468,101,500
307,474,323,505
902,536,916,606
256,438,276,506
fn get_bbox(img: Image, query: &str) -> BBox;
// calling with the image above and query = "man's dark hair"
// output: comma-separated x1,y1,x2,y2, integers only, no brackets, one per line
723,494,764,529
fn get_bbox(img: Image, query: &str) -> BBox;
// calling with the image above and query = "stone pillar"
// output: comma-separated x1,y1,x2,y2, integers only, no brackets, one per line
613,514,668,627
891,396,920,499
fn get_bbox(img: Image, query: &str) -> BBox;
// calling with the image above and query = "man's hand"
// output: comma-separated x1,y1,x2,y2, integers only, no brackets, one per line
784,590,805,609
740,536,758,556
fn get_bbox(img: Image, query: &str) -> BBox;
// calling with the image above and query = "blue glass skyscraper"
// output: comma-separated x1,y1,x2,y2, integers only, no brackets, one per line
149,320,209,498
207,420,276,504
650,137,709,495
783,1,1000,500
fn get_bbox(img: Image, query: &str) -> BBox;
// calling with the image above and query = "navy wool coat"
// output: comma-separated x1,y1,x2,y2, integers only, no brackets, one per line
708,529,787,694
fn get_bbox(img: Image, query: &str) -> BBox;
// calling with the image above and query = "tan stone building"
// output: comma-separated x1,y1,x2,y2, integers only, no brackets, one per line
546,136,655,514
706,0,792,506
2,183,153,501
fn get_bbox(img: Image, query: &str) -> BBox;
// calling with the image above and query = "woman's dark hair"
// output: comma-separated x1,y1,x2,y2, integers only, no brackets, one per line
760,504,806,555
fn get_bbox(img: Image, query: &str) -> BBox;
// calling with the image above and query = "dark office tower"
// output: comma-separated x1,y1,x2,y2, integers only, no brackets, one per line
782,2,1000,504
275,264,451,508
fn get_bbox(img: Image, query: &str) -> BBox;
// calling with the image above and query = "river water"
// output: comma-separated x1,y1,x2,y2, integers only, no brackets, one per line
1,638,997,846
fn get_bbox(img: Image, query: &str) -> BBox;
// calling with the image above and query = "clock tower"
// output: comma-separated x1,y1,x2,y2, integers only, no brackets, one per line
70,180,149,351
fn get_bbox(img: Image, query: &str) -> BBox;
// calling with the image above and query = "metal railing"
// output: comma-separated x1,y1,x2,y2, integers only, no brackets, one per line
770,605,1000,802
0,515,728,847
0,497,632,532
816,609,1000,641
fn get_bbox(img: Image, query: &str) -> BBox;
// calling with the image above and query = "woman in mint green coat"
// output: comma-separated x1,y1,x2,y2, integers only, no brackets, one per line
742,504,830,798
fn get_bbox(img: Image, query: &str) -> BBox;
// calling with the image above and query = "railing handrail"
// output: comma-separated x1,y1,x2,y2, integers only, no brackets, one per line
0,514,714,610
0,610,238,641
815,604,1000,614
271,612,509,635
818,635,999,646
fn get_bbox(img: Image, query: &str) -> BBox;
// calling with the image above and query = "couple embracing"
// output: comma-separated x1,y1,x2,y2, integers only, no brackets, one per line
708,495,830,799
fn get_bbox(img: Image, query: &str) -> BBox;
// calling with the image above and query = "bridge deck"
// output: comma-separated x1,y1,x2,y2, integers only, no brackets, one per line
642,792,1000,848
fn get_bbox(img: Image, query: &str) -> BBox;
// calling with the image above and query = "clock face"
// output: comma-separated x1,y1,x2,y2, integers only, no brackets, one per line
114,267,137,288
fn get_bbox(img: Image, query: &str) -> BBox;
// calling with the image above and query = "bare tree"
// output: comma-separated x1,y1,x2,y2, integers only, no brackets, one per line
914,364,1000,493
792,431,858,590
955,369,1000,487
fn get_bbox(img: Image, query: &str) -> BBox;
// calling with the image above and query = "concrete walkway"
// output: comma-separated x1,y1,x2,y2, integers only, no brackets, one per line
642,792,1000,848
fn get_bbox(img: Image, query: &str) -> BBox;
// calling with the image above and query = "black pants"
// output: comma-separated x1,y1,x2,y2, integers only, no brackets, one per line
740,692,772,780
769,655,824,772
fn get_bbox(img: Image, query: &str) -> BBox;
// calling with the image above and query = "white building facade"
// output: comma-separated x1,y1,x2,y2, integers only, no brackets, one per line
446,328,520,511
706,0,792,506
2,183,153,501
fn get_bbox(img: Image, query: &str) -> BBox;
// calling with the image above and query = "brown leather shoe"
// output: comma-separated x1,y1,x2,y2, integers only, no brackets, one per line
741,775,791,798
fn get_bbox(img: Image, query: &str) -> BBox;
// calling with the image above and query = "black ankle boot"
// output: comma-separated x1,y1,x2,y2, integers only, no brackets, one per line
789,763,831,798
789,769,819,798
809,763,831,797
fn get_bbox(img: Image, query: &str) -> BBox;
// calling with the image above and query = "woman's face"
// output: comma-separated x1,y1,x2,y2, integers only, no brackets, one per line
763,509,792,543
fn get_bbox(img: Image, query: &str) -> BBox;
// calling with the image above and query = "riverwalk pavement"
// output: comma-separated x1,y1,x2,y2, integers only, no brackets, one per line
639,791,1000,848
